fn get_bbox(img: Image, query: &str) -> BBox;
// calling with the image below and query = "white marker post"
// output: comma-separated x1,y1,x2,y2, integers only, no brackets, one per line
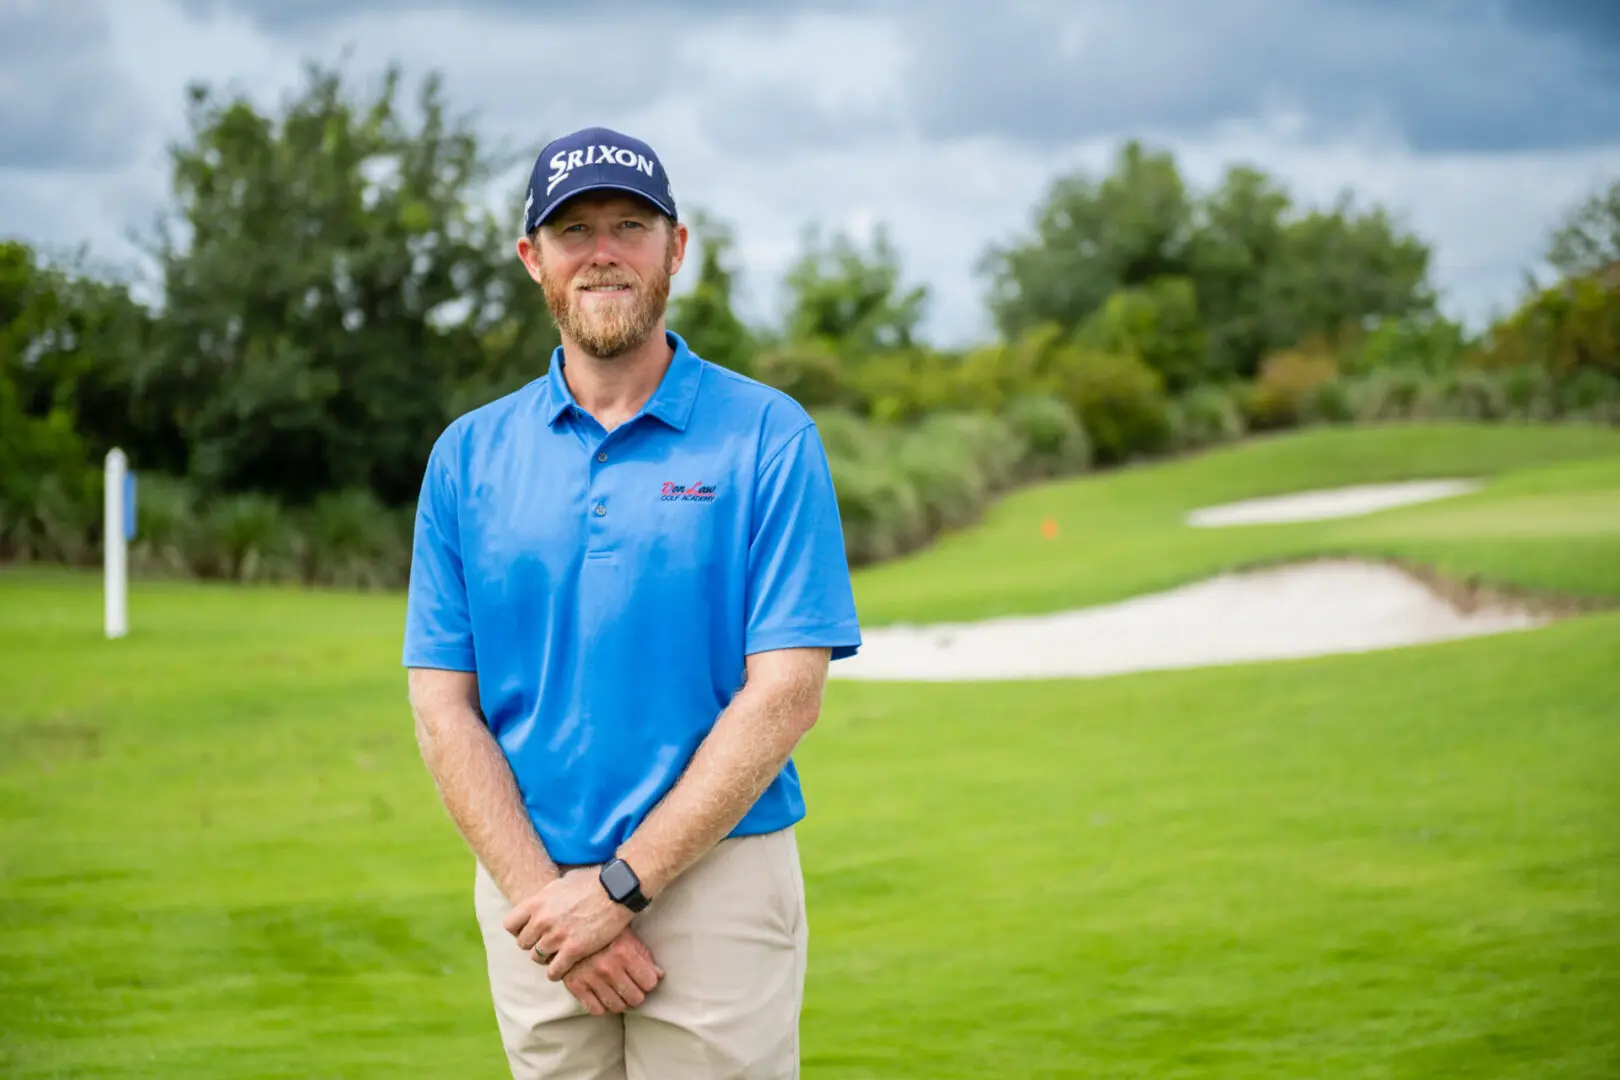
104,448,132,639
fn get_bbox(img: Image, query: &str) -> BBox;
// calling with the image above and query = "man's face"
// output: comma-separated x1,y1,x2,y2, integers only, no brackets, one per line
519,193,687,358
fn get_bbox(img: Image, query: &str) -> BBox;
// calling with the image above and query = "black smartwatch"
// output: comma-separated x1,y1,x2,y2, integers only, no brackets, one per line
599,857,649,912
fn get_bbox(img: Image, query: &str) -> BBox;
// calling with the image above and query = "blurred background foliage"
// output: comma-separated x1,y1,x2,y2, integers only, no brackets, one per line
4,60,1619,582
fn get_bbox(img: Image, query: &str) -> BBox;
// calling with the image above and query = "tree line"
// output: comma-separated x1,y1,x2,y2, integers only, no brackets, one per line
4,60,1618,582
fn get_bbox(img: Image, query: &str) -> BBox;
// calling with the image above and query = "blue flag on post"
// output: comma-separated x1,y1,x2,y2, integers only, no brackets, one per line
124,471,137,542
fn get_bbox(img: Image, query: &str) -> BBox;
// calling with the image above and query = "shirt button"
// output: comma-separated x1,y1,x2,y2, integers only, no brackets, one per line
597,452,608,462
593,503,607,517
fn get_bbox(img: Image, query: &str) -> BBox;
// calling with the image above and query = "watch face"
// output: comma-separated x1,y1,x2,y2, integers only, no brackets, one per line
602,860,636,899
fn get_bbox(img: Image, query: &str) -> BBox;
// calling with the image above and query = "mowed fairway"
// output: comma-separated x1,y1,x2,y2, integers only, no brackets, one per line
2,424,1618,1078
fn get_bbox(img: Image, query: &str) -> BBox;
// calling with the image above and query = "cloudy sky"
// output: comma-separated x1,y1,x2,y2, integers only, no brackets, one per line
3,0,1618,347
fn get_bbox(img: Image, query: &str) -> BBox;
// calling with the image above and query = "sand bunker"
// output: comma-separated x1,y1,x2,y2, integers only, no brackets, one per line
832,560,1549,682
1186,479,1482,527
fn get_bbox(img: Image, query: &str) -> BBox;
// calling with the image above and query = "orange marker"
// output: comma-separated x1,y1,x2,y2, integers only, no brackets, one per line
1042,517,1059,540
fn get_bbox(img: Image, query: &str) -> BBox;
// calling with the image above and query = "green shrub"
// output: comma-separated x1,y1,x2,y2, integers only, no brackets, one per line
114,474,417,587
825,454,926,567
811,407,889,463
846,348,960,424
1168,385,1248,449
1330,363,1615,426
0,376,98,563
1344,365,1439,422
1328,365,1523,423
1473,275,1620,379
755,340,848,408
1305,379,1355,425
1554,367,1620,422
190,493,300,583
1000,393,1092,477
950,324,1068,413
1499,364,1558,421
12,472,99,566
892,424,990,535
1345,313,1471,375
1047,347,1172,466
1075,277,1209,393
129,472,203,578
296,488,411,590
811,408,933,564
1422,368,1508,420
917,412,1025,492
1242,348,1339,430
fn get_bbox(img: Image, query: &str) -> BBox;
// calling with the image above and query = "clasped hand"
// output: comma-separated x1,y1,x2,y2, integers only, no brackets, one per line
503,866,663,1015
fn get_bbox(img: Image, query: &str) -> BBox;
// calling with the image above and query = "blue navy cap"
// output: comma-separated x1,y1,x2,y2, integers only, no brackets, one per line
523,126,678,234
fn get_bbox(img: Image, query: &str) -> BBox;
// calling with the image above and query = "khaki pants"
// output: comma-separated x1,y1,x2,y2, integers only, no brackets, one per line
473,829,808,1079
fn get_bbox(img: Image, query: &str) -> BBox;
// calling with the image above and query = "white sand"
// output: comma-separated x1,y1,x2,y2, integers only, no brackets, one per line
1186,479,1482,527
832,560,1549,682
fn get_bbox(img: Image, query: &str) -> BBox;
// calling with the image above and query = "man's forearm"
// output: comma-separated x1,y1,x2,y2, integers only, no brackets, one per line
413,697,559,903
616,654,826,900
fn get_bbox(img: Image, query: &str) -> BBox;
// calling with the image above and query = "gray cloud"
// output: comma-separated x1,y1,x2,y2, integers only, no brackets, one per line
898,0,1620,154
695,90,895,157
175,0,850,34
0,2,147,171
1468,0,1619,47
154,0,1620,158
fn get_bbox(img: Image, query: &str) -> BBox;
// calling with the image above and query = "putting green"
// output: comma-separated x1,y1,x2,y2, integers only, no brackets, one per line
1347,490,1620,539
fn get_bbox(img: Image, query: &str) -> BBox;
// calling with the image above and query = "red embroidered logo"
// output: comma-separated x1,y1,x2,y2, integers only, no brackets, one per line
660,481,717,502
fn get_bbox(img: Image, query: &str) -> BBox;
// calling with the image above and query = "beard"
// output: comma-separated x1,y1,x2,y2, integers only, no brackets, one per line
539,249,672,359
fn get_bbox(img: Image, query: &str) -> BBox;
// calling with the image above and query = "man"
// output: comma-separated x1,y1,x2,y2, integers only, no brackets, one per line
401,125,861,1079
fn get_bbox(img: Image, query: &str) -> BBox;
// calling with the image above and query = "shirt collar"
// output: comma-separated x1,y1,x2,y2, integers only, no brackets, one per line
542,350,580,427
543,330,702,432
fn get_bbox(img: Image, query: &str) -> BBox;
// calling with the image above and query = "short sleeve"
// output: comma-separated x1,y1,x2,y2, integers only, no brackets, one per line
746,422,862,660
402,436,477,671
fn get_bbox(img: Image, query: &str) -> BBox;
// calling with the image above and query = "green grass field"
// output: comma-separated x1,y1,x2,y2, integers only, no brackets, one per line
3,422,1618,1078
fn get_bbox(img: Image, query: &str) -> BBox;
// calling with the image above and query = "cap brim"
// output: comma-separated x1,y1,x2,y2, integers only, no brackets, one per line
535,183,677,227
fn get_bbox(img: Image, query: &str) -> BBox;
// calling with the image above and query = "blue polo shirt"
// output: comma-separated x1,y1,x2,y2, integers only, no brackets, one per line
401,331,862,866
